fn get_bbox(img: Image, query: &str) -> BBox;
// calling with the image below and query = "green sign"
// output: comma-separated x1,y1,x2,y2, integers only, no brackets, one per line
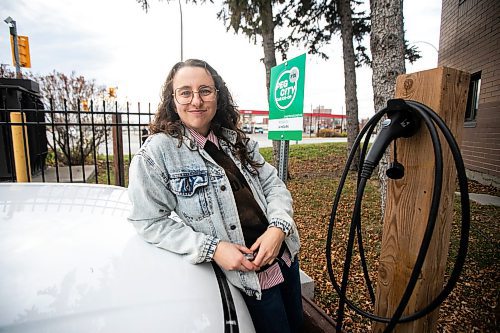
268,53,306,141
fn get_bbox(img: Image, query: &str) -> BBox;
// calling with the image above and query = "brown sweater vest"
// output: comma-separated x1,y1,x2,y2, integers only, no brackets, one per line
203,140,268,247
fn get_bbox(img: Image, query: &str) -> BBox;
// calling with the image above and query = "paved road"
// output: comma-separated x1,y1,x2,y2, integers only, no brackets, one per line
247,133,347,148
101,130,348,155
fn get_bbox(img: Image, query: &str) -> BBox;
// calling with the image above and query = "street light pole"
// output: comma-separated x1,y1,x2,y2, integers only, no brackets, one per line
341,105,344,133
178,0,183,61
4,16,21,78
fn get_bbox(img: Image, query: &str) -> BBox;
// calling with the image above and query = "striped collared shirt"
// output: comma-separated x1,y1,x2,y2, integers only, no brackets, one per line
187,127,291,290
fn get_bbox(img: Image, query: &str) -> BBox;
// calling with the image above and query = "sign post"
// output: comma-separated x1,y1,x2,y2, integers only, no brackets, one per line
268,54,306,182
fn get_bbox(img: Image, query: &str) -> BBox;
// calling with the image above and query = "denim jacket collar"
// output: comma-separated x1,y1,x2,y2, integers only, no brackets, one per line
220,127,238,144
178,126,199,151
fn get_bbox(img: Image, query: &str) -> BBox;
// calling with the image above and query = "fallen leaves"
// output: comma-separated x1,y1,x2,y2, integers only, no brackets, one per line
286,143,499,332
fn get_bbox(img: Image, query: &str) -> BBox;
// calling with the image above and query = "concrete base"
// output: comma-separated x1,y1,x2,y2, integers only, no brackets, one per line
300,269,315,300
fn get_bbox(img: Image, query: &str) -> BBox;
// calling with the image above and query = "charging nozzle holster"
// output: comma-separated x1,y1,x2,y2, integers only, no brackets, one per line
361,99,421,179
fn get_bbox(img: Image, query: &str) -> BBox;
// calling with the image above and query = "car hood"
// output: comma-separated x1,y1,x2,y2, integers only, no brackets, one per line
0,183,253,332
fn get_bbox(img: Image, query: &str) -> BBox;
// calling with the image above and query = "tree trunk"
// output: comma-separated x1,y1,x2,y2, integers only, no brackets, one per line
338,0,360,171
260,0,276,97
370,0,406,213
259,0,280,168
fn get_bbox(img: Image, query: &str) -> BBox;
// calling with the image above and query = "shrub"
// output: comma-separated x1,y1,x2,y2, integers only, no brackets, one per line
317,128,347,137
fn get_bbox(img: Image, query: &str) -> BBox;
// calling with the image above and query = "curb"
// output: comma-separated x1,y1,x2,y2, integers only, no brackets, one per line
302,295,343,333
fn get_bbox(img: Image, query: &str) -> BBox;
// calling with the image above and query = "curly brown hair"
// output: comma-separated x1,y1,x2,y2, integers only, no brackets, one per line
151,59,263,172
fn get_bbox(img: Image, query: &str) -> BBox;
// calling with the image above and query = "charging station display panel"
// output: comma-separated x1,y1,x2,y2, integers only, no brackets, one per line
268,54,306,141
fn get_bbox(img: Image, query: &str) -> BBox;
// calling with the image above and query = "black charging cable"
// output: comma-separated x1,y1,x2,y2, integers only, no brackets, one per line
326,99,470,332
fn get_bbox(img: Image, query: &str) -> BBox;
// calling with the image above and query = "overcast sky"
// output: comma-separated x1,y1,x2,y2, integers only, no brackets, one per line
0,0,441,119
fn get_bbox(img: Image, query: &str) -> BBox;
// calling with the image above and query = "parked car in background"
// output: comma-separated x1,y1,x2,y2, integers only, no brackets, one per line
0,183,255,333
242,124,253,133
253,126,264,134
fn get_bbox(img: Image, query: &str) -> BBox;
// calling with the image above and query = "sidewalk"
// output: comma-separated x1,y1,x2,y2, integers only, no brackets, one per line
460,192,500,207
32,165,95,183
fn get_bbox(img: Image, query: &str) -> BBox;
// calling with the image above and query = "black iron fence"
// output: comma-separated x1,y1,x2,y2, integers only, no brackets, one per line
1,84,154,187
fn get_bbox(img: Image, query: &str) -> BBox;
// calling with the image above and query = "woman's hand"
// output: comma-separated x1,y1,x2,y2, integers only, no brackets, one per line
213,241,259,272
250,227,286,268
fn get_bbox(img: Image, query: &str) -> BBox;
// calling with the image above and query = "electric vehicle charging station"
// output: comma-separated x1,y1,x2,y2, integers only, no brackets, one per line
326,67,471,333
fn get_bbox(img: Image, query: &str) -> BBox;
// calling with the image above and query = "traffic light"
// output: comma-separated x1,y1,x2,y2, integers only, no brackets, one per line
10,35,31,68
108,87,116,98
82,100,89,111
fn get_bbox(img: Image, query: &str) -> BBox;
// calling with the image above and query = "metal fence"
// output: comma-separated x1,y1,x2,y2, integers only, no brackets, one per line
0,97,154,187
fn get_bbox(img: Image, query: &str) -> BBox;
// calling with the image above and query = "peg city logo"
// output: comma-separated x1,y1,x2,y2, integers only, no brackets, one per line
274,66,300,110
268,54,306,141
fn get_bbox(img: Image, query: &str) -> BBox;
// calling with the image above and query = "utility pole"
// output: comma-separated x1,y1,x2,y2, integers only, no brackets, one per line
309,104,312,138
178,0,183,61
4,16,21,78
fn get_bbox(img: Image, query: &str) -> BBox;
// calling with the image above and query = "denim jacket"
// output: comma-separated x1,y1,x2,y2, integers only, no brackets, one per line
127,127,300,299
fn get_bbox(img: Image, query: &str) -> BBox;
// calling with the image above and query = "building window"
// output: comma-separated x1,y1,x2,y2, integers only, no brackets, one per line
464,72,481,125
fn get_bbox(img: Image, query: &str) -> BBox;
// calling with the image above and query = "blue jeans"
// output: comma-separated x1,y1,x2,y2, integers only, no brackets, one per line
241,258,303,333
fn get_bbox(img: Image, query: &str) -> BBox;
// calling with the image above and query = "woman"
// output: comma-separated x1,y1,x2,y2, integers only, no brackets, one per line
127,59,302,333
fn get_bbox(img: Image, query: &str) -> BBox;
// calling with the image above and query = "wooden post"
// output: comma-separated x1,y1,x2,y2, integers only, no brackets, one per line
112,113,125,187
372,67,470,332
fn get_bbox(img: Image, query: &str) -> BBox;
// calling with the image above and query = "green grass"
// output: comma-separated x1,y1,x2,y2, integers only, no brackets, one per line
260,142,347,163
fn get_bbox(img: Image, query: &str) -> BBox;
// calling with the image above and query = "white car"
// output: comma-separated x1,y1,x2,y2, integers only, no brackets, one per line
0,183,255,333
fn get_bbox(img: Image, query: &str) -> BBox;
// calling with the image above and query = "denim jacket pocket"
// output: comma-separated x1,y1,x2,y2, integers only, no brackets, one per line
168,169,212,222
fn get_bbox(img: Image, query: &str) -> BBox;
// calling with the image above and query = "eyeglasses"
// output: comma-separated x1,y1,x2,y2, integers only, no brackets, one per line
173,86,218,105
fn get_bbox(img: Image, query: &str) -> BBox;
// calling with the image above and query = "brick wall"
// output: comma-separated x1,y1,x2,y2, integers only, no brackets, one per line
438,0,500,187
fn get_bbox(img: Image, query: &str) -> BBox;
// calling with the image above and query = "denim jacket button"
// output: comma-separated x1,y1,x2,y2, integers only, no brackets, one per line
221,185,227,191
230,225,236,230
